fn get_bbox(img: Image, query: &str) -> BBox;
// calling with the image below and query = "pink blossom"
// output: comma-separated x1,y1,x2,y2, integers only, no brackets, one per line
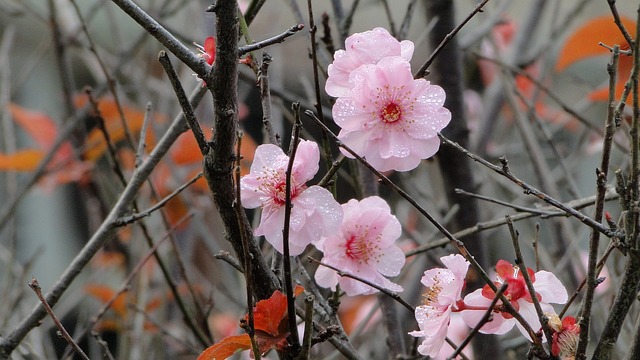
550,315,580,358
314,196,405,296
409,254,470,357
325,27,414,97
240,140,343,255
460,260,568,341
332,56,451,172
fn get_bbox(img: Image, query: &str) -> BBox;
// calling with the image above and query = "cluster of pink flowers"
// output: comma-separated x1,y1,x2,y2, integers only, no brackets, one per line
409,255,573,358
238,27,574,360
326,28,452,172
240,140,405,295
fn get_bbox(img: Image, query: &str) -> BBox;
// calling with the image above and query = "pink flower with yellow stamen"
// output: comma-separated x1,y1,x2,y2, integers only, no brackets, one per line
314,196,405,296
241,140,343,255
332,56,451,171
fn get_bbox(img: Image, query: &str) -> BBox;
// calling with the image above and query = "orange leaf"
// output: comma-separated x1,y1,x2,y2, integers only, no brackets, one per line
253,290,288,336
8,103,59,149
75,96,160,160
197,334,252,360
252,285,304,336
0,150,44,171
85,284,128,318
556,15,636,71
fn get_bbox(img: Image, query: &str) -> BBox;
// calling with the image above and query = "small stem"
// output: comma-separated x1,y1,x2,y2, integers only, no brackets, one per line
415,0,490,78
259,53,278,145
306,0,333,173
234,131,261,360
158,51,208,156
297,295,315,360
28,278,90,360
450,283,509,360
239,24,305,56
308,257,414,312
282,103,303,354
134,102,153,168
506,217,553,354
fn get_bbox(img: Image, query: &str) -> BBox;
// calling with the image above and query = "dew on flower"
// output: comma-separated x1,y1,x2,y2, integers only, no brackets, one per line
314,196,404,296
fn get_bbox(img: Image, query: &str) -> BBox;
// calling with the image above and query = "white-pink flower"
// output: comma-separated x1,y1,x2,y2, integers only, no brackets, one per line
459,260,568,341
325,27,414,98
409,254,470,357
240,140,343,255
332,56,451,172
314,196,405,296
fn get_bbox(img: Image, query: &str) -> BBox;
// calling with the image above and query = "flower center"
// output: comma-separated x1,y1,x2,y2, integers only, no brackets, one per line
380,102,403,123
423,282,442,306
271,180,298,206
344,230,381,264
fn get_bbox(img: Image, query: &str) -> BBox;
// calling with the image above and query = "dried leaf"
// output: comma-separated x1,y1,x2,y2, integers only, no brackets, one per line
197,334,252,360
252,285,304,336
85,284,128,318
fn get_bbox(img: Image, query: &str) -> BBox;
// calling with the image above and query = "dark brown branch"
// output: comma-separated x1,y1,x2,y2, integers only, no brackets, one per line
202,0,280,302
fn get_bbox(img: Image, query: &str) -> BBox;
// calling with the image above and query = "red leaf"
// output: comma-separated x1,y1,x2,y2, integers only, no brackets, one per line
252,291,289,336
556,15,636,71
252,285,304,336
197,334,252,360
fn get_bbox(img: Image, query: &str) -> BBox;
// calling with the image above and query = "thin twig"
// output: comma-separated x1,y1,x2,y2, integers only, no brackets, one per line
234,131,261,360
0,85,208,359
307,0,333,173
407,188,619,256
69,213,196,356
111,0,208,77
455,188,558,216
398,0,419,40
91,332,116,360
259,52,278,145
305,110,541,342
414,0,491,79
28,278,90,360
114,172,203,226
340,0,360,44
239,24,305,56
439,134,621,240
449,283,509,360
577,44,621,357
158,50,208,155
380,0,397,38
282,103,303,353
135,102,153,168
506,217,553,352
297,295,315,360
607,0,634,49
308,257,414,312
213,251,244,273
